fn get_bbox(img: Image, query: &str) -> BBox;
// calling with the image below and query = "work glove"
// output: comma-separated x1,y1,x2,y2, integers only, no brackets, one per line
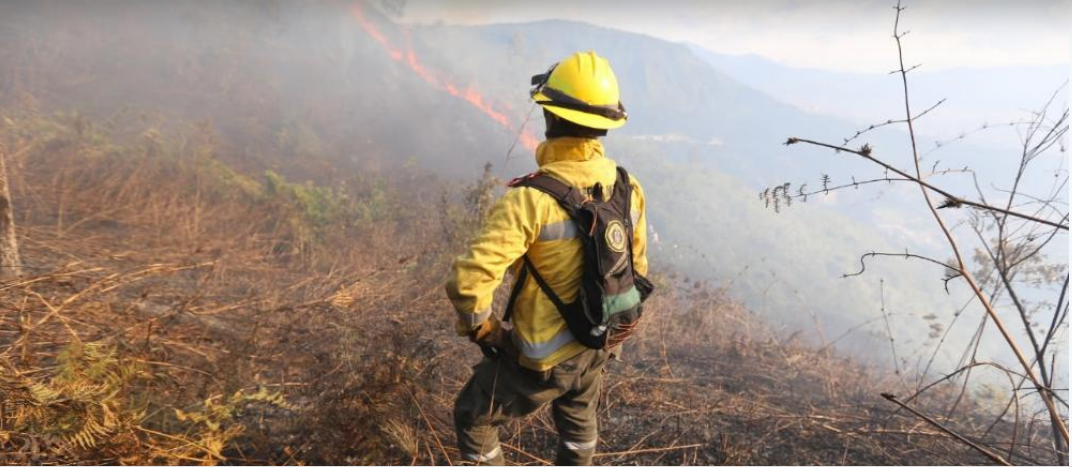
468,317,517,360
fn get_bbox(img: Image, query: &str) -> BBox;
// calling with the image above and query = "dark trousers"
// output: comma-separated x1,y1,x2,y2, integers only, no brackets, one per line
454,348,609,465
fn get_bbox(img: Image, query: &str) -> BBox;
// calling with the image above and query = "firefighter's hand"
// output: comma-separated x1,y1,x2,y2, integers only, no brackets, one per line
468,317,517,359
467,317,499,343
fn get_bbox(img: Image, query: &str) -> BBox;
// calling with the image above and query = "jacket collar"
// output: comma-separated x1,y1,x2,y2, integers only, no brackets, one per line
535,137,604,167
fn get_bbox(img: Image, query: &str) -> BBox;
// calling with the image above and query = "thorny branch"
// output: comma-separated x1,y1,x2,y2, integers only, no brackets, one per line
765,167,976,205
878,280,901,375
843,250,960,292
783,137,1068,231
843,98,946,148
891,0,1067,444
924,120,1027,158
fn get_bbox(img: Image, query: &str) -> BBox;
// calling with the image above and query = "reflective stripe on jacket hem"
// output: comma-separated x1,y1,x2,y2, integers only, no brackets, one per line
514,327,575,360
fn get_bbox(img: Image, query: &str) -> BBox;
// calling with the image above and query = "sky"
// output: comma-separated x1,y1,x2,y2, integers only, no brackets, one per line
394,0,1070,73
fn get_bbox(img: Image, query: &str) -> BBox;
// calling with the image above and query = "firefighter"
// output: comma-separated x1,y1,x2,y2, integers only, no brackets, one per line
446,51,648,466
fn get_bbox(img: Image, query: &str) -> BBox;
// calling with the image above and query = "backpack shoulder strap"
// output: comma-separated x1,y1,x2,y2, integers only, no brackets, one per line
506,172,538,187
503,256,570,323
612,166,634,220
502,262,527,323
522,256,568,313
615,166,631,188
504,173,587,324
511,172,588,212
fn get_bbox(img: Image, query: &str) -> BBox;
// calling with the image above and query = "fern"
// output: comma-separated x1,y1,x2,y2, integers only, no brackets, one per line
1,341,145,456
1,343,295,464
171,386,294,464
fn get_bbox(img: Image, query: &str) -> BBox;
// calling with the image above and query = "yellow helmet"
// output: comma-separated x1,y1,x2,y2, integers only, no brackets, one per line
530,51,627,130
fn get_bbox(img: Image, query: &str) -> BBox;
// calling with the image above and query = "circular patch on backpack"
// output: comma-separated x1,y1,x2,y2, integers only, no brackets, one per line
605,220,628,253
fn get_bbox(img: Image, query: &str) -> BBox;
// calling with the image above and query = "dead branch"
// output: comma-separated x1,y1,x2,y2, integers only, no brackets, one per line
785,0,1069,449
405,385,453,466
882,393,1011,465
877,280,902,375
0,142,22,279
592,443,704,458
843,250,959,280
888,0,1066,444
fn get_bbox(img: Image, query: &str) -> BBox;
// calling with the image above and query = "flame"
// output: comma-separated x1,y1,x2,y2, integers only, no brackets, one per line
519,132,540,151
350,3,538,152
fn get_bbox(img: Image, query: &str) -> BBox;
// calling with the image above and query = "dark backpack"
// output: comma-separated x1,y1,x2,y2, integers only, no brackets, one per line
504,166,654,349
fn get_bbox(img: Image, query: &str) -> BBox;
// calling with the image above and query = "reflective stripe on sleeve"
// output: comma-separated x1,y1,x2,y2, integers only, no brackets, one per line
538,220,580,241
456,307,492,327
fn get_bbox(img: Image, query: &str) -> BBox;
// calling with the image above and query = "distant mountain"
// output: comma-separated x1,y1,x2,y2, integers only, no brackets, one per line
409,19,868,183
406,18,1044,233
687,44,1069,151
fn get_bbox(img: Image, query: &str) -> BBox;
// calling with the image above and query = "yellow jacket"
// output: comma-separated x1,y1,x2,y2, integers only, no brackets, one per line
446,137,648,371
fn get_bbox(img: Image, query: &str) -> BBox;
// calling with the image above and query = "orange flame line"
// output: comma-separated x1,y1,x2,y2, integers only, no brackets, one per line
520,132,539,151
349,2,537,152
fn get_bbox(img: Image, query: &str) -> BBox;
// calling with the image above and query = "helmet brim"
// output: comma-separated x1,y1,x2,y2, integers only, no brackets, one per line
534,92,627,130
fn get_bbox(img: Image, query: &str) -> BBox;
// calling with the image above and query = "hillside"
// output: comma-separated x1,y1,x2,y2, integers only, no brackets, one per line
0,2,1064,464
0,0,983,366
0,111,1035,465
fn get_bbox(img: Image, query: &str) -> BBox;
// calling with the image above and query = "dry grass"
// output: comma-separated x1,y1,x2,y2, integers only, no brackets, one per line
0,112,1058,465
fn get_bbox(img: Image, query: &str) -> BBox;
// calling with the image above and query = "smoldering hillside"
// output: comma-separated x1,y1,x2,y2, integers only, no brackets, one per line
0,108,1033,464
0,0,1066,465
0,0,1000,362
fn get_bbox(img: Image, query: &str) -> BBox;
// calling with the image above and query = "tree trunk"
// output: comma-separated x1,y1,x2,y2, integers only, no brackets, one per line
0,147,22,279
